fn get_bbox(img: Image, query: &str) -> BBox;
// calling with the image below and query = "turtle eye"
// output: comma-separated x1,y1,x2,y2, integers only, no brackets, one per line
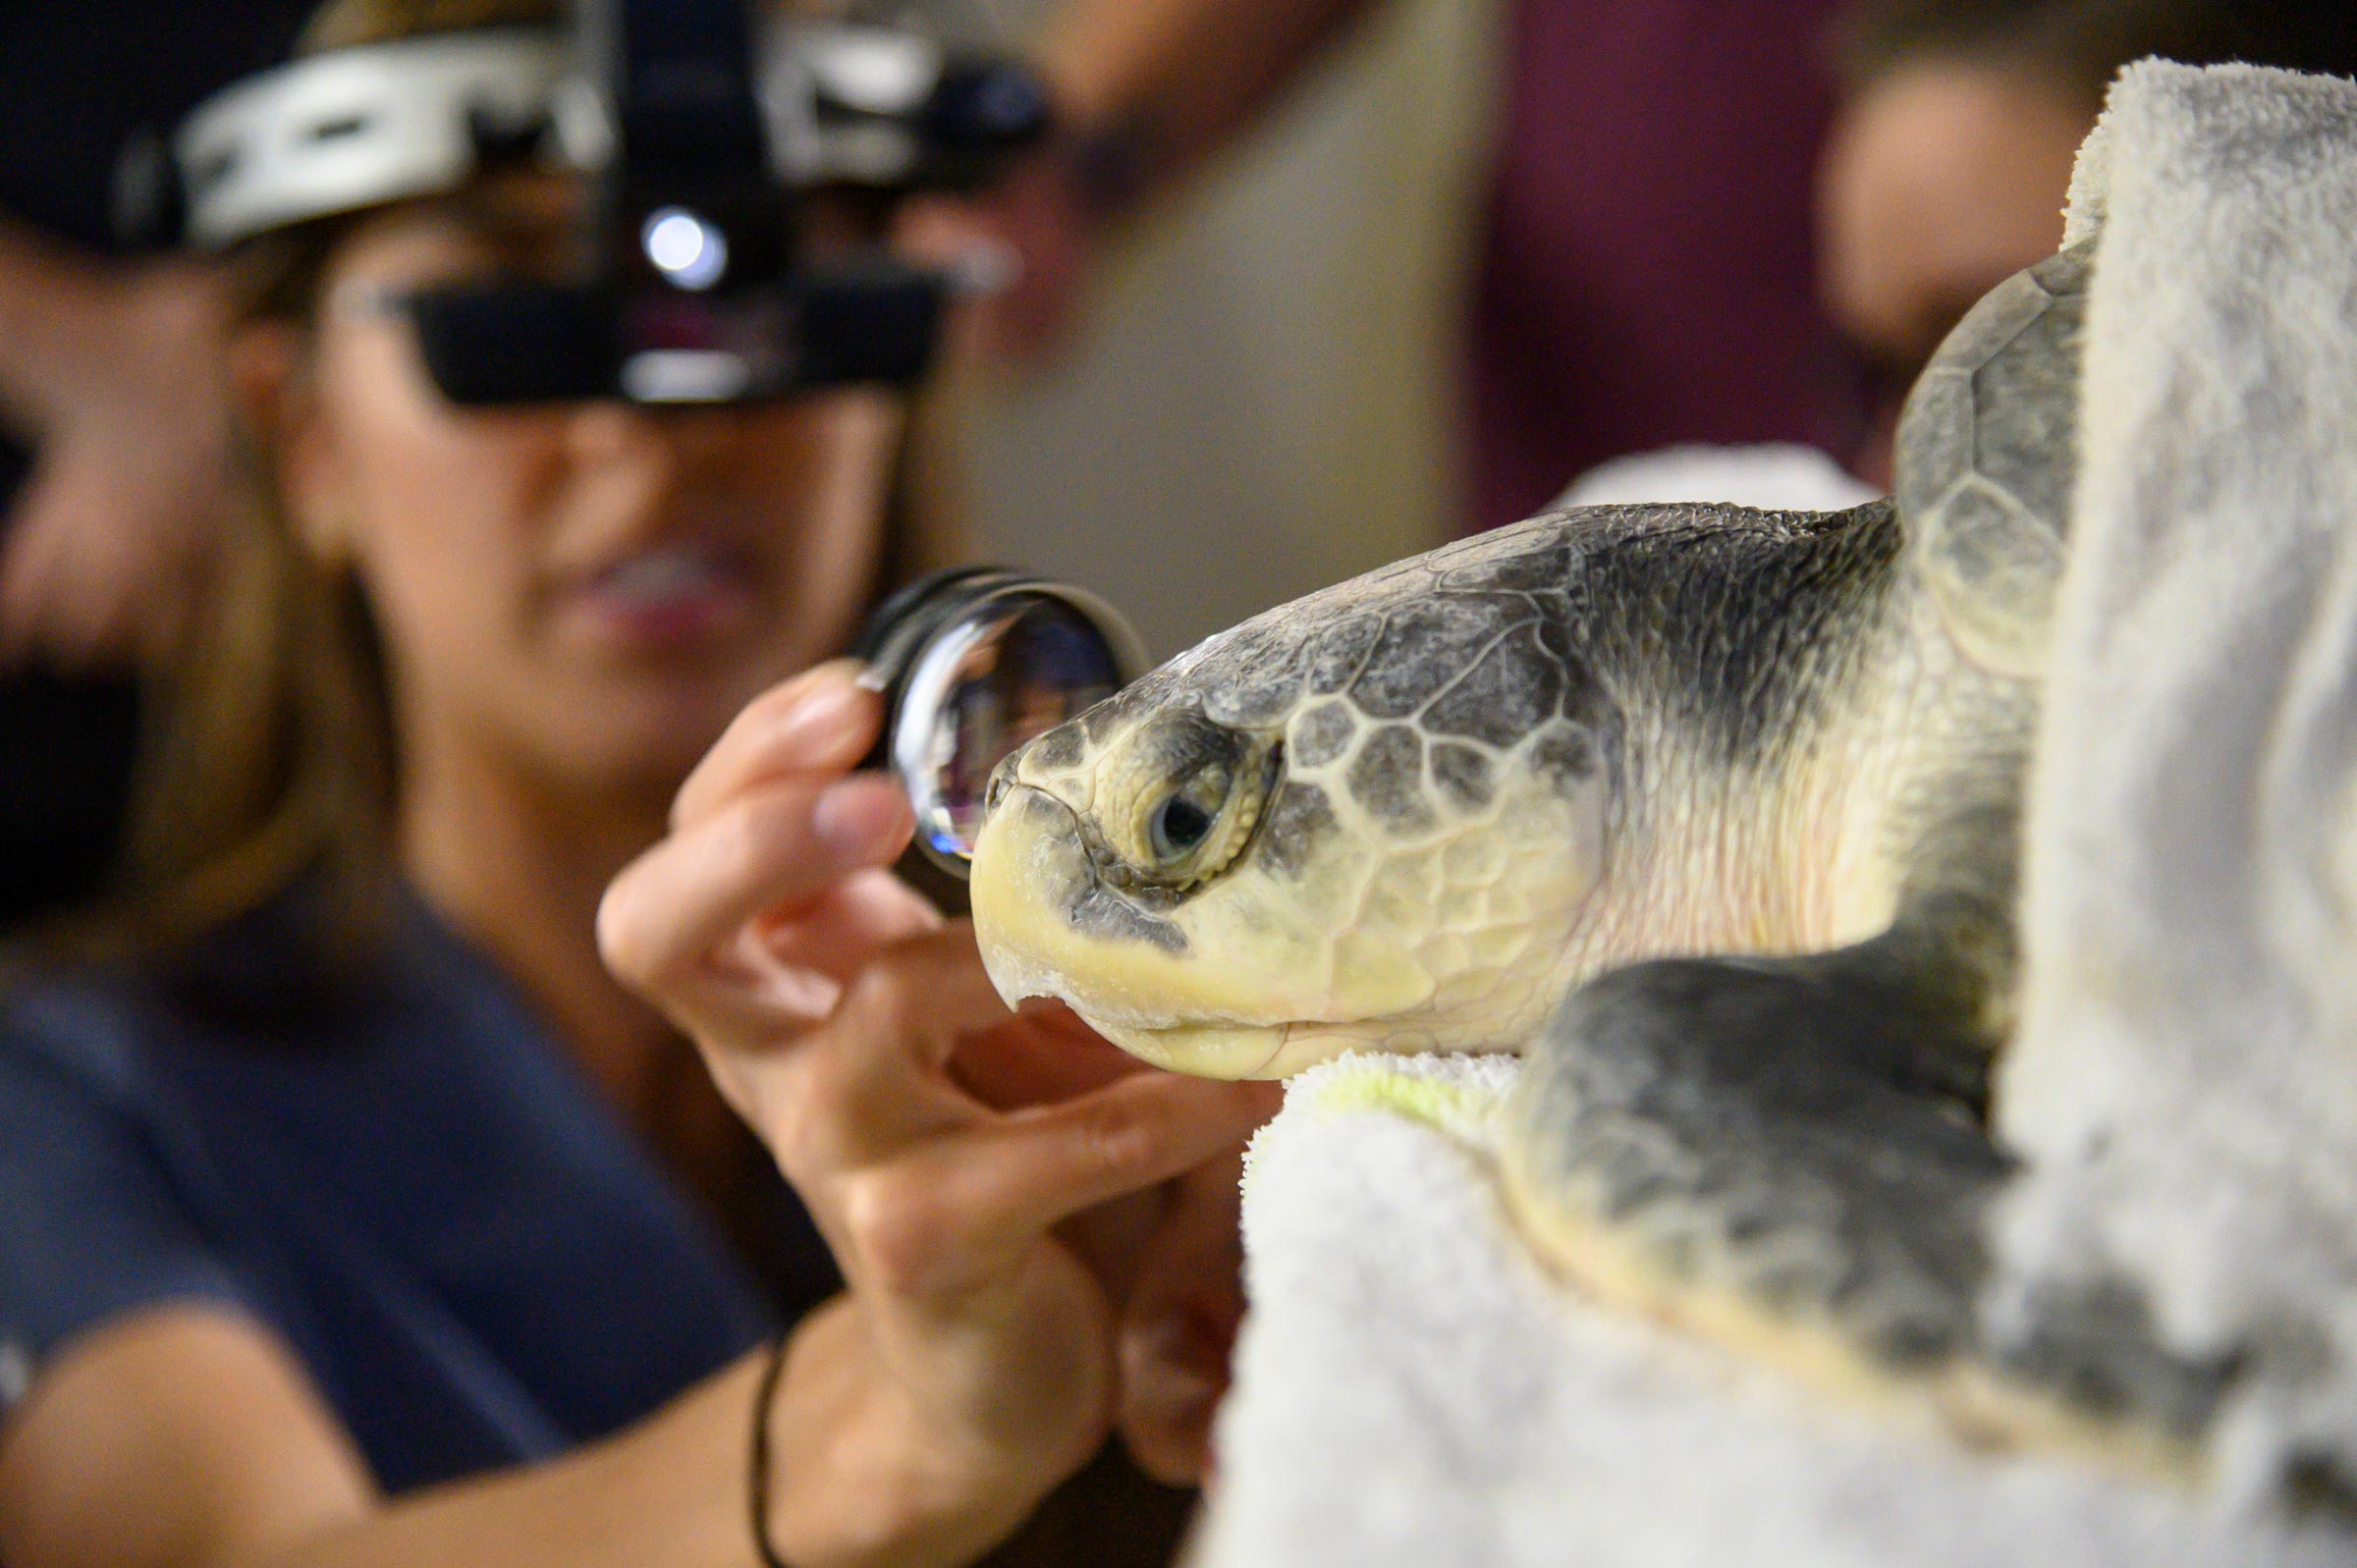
1148,763,1232,862
1106,715,1270,890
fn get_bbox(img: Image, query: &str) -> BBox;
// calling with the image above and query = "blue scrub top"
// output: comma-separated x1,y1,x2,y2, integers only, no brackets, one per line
0,892,840,1492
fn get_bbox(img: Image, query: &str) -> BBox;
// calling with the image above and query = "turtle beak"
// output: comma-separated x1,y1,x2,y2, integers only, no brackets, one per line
969,784,1099,995
970,784,1298,1078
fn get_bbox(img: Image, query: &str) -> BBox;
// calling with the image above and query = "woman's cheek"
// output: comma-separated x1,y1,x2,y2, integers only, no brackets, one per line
756,391,904,633
339,397,562,709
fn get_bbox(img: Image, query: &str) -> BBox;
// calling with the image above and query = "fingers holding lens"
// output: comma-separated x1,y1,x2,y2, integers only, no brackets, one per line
671,659,882,830
600,774,915,1005
750,868,942,986
728,925,1019,1183
948,1002,1144,1113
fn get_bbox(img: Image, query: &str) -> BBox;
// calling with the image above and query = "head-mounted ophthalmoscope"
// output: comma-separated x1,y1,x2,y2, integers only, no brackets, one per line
129,0,1050,406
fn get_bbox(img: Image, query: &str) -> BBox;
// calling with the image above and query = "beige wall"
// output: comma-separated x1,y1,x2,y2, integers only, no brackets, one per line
955,0,1499,661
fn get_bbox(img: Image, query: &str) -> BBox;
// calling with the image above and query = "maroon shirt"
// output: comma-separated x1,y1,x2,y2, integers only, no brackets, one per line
1467,0,1864,531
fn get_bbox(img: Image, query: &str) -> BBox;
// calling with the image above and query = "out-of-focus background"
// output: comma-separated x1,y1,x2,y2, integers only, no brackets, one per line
958,0,1496,658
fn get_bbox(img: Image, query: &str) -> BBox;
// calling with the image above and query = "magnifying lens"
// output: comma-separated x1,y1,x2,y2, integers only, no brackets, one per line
856,568,1147,876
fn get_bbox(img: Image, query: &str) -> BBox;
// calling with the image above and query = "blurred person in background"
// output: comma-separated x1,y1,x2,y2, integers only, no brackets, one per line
0,3,1273,1566
1818,0,2357,486
932,0,2354,528
0,3,312,927
921,0,1870,533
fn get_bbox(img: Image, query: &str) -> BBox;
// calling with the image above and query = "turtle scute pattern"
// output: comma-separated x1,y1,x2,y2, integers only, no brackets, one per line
989,508,1881,1065
1111,515,1624,872
1495,238,2259,1480
1896,240,2093,676
1195,524,1626,1050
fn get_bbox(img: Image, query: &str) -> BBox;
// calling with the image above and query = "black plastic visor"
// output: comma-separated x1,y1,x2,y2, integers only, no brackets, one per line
398,259,946,406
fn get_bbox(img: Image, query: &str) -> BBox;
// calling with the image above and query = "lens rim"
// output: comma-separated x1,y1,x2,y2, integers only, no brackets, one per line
860,573,1146,876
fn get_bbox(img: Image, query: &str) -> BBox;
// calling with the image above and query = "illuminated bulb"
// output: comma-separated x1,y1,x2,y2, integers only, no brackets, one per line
641,207,729,291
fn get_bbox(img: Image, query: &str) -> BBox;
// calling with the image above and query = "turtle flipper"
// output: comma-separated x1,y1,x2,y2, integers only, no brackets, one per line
1499,938,2007,1385
1497,935,2233,1468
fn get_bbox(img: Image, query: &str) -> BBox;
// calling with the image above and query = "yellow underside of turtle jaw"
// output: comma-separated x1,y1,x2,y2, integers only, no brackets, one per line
1090,1020,1294,1079
1086,1020,1410,1080
970,784,1442,1076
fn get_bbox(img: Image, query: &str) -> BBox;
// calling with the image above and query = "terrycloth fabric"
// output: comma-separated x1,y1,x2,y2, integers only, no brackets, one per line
1553,442,1881,514
1193,1055,2347,1567
1988,62,2357,1507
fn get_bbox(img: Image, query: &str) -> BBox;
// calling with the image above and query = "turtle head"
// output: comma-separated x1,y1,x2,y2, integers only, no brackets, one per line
969,520,1622,1079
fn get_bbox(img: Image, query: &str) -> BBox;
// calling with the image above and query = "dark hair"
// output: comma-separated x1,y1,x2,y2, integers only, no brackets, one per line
1836,0,2357,108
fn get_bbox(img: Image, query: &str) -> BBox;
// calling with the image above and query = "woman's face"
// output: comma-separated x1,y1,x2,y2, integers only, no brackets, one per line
279,174,905,801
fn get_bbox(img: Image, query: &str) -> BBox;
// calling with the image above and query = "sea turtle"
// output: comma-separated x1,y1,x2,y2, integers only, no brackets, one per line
966,239,2227,1470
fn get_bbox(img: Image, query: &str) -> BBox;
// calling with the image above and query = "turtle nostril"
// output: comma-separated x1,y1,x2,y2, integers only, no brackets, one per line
984,756,1020,820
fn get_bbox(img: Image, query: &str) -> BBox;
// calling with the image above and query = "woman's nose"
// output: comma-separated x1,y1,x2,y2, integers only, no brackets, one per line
564,401,751,490
564,401,678,475
555,404,693,539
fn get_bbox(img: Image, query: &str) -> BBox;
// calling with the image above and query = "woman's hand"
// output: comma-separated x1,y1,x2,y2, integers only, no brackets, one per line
0,249,236,670
599,660,946,1036
599,662,1277,1566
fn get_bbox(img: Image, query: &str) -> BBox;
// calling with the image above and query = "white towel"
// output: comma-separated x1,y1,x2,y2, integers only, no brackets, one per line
1551,442,1882,514
1988,61,2357,1507
1193,1056,2346,1566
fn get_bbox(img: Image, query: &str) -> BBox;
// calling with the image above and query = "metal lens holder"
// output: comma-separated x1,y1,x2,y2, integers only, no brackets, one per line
856,568,1146,875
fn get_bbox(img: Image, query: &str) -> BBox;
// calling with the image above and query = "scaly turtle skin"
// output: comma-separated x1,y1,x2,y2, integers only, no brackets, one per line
975,501,1897,1075
970,240,2228,1468
971,243,2092,1083
1491,241,2166,1457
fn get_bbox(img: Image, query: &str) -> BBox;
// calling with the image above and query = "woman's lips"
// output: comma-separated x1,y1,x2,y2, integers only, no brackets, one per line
558,542,756,651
